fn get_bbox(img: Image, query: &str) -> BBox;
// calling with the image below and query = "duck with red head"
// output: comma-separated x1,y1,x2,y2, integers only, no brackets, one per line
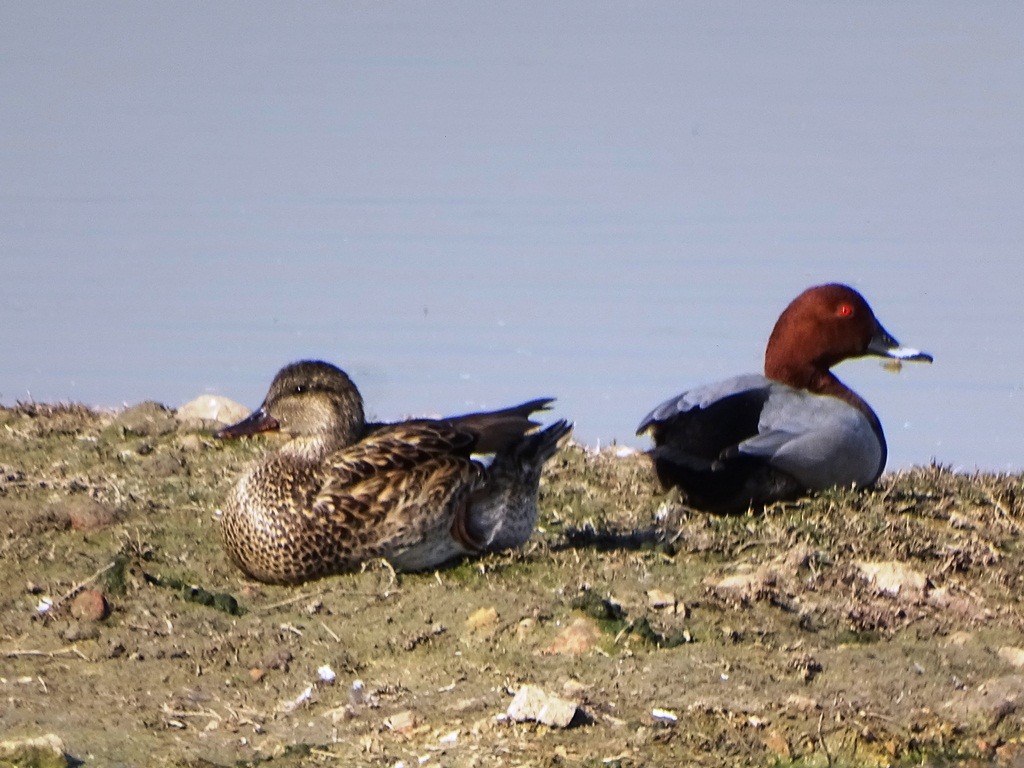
637,284,932,513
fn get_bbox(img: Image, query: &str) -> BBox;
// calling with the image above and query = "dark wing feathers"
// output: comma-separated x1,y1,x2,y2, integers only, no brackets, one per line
445,397,553,454
641,383,804,513
357,398,552,459
647,388,770,465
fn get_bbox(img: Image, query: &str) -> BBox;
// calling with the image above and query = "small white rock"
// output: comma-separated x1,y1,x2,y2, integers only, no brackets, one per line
856,561,927,597
651,707,678,723
317,664,336,683
175,395,251,425
998,647,1024,668
384,710,417,732
507,684,579,728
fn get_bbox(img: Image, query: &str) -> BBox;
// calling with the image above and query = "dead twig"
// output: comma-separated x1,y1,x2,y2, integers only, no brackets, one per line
320,621,341,643
3,646,89,660
818,711,834,768
160,703,223,721
258,590,323,612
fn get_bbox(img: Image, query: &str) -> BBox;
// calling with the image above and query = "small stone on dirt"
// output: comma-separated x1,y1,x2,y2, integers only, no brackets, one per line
856,561,928,598
175,395,250,428
998,647,1024,668
704,569,773,602
384,709,418,733
542,617,602,655
465,606,499,637
507,685,579,728
317,664,336,683
62,497,119,532
70,589,109,622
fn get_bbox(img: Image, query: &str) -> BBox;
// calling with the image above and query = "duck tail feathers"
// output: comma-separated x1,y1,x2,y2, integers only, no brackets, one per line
451,398,557,454
516,419,573,465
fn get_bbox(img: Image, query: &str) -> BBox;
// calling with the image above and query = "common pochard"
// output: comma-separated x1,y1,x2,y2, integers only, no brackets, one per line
637,284,932,513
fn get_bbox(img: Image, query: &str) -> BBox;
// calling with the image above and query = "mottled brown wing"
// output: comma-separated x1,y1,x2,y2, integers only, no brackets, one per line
312,455,485,556
311,421,482,553
320,420,476,487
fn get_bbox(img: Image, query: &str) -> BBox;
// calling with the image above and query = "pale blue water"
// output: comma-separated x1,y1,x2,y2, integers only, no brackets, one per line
1,3,1021,472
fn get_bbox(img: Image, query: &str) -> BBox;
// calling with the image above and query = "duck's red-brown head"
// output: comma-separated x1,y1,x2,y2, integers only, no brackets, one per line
764,283,932,393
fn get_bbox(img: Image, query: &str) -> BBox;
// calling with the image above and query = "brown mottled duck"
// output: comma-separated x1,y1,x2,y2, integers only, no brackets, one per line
215,360,571,584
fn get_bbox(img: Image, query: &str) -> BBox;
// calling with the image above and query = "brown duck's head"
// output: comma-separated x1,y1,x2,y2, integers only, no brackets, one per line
216,360,366,450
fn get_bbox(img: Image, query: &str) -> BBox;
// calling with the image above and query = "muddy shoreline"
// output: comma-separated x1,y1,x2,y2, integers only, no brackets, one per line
1,401,1023,767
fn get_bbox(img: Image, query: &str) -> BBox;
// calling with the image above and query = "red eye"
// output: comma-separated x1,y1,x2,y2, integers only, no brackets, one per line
836,303,854,318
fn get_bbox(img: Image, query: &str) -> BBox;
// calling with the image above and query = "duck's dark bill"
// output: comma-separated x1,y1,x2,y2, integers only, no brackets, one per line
867,323,934,363
215,407,280,439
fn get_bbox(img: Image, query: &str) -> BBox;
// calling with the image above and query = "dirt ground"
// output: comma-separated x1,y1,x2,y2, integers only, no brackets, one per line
2,401,1024,768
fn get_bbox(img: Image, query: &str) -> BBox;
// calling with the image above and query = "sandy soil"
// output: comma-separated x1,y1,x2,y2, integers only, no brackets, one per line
1,401,1023,767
